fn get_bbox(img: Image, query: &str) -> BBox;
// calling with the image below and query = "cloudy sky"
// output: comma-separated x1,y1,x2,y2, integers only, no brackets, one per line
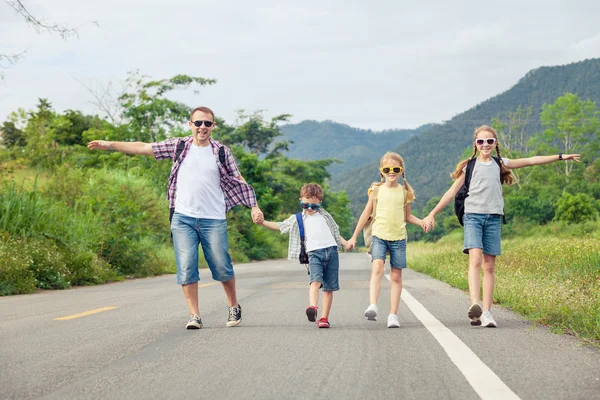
1,0,599,130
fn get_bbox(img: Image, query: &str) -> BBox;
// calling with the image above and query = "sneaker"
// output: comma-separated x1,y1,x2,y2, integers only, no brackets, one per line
186,314,203,329
468,303,482,326
305,306,318,322
226,303,242,327
387,314,400,328
317,318,330,328
481,310,497,328
364,304,378,321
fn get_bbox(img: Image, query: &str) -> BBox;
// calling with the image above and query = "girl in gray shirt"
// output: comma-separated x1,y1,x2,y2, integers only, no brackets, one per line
421,125,580,328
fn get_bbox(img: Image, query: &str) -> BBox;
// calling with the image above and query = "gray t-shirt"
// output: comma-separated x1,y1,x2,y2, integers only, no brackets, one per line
463,158,509,215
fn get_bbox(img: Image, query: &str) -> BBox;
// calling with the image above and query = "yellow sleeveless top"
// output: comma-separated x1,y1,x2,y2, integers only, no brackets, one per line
372,185,407,241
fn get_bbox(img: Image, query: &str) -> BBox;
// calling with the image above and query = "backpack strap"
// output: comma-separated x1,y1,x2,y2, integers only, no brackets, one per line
492,157,507,224
369,183,381,220
296,212,305,240
218,146,232,175
464,158,477,191
173,140,186,164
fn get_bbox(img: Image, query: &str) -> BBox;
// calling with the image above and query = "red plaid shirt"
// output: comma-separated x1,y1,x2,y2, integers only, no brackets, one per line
151,136,257,211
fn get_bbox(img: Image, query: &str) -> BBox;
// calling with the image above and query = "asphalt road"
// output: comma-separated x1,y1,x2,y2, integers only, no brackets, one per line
1,253,599,400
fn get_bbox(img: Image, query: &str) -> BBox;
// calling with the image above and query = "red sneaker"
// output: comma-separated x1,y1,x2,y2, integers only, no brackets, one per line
317,318,330,328
305,306,318,322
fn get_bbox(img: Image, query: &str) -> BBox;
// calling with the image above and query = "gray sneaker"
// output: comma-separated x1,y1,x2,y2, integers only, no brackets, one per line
364,304,378,321
481,310,497,328
226,304,242,327
186,314,203,329
468,303,482,326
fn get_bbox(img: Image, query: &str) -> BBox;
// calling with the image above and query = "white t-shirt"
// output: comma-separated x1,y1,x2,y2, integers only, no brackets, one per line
303,212,337,252
174,144,226,219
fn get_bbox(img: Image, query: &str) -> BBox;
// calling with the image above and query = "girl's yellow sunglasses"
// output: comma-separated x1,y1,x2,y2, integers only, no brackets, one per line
380,166,403,174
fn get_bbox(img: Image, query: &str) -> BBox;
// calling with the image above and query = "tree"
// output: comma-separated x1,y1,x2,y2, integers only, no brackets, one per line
217,110,292,157
1,1,97,75
536,93,599,177
0,109,27,147
118,71,216,142
492,106,533,189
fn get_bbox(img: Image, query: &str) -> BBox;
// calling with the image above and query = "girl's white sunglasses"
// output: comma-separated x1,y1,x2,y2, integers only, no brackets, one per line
476,138,497,146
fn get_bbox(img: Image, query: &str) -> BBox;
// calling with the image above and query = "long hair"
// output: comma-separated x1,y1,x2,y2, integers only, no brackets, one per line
379,151,416,203
451,125,514,185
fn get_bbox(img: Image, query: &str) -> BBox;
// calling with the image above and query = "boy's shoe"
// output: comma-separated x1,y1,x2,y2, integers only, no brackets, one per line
481,310,497,328
305,306,318,322
468,303,483,326
226,303,242,327
364,304,378,321
317,318,330,328
387,314,400,328
186,314,203,329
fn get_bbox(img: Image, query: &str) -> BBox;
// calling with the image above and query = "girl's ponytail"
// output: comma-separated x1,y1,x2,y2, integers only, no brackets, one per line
451,145,477,180
402,171,416,203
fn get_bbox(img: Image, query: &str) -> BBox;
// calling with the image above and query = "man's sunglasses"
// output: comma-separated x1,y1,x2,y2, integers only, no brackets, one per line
380,166,403,174
191,120,214,128
476,138,497,146
299,200,321,211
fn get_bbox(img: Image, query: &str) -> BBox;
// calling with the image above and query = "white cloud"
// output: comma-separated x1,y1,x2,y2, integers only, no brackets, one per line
1,1,600,131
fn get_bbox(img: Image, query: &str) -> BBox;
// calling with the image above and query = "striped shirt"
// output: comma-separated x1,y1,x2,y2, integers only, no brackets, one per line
277,209,342,261
151,136,257,211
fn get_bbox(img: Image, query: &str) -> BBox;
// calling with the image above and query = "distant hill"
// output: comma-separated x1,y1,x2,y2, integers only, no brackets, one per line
333,58,600,216
279,120,432,175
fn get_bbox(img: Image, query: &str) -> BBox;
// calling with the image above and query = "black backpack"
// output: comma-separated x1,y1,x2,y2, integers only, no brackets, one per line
169,140,231,224
454,157,506,226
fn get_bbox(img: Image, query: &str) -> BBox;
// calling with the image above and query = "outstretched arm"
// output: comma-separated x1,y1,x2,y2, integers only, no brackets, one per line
505,154,580,169
422,174,465,230
87,140,154,156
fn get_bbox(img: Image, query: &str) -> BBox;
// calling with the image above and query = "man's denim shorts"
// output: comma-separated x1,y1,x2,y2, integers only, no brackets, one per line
463,213,502,256
308,245,339,292
171,212,234,285
371,236,407,269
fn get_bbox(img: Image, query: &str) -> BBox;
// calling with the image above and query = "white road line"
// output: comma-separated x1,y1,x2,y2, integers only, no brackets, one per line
384,273,521,400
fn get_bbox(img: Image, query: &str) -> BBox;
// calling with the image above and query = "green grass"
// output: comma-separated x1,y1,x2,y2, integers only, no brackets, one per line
407,223,600,344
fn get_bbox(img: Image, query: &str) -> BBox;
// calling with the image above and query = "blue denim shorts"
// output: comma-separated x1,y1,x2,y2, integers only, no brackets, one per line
308,246,339,292
171,212,234,285
463,213,502,256
371,236,407,269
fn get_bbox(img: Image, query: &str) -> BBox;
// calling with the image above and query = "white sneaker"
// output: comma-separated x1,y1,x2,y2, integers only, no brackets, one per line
468,303,482,326
481,310,497,328
364,304,378,321
387,314,400,328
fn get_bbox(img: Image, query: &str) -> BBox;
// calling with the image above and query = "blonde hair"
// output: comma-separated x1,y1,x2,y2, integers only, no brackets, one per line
379,151,415,203
451,125,514,185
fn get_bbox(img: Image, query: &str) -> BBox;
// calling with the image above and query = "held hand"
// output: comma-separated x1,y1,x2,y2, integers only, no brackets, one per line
564,154,581,162
422,216,435,233
251,207,264,224
87,140,113,151
347,238,357,249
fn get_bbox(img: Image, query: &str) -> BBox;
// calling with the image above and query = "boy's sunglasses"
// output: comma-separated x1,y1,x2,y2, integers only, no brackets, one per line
475,138,496,146
380,166,403,174
299,200,321,210
191,120,214,128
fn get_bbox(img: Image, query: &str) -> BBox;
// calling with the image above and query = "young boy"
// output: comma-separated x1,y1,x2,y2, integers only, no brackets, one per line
259,183,350,328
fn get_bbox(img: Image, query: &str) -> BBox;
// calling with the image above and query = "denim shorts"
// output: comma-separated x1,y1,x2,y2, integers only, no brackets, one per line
371,236,407,269
308,246,339,292
463,213,502,256
171,212,234,285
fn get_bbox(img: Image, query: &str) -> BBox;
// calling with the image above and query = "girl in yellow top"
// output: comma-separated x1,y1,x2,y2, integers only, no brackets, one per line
348,152,424,328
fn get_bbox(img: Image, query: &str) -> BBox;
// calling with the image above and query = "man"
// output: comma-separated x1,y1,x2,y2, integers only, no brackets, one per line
88,106,264,329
